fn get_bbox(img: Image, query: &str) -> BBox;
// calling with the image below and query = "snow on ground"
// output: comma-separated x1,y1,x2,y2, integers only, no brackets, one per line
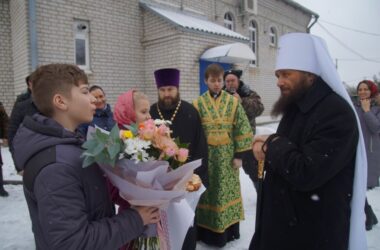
1,124,379,249
0,146,256,250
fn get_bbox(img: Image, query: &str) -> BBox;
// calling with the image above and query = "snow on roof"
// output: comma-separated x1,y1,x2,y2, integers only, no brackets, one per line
141,3,249,41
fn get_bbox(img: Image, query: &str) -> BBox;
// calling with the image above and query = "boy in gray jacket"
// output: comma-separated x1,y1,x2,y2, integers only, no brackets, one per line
13,64,160,250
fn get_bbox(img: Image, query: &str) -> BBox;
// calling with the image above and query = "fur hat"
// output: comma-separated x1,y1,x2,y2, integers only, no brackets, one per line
223,69,242,80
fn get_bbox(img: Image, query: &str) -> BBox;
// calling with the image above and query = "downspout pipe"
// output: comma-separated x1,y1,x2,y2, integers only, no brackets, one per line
28,0,38,70
307,14,319,33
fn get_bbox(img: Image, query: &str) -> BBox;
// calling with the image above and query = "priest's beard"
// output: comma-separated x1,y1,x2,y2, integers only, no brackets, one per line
158,93,181,110
271,77,312,117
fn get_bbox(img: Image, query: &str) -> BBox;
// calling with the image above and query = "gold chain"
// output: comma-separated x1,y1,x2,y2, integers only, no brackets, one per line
157,100,182,122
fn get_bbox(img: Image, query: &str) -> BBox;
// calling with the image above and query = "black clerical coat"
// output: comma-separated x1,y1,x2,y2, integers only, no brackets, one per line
150,100,208,187
250,79,358,250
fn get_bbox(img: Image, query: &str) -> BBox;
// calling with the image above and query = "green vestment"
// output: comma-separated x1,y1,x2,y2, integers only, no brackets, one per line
193,90,252,233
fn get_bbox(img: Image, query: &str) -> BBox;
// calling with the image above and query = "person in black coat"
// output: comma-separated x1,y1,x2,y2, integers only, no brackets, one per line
150,68,208,250
8,97,39,172
15,75,33,103
0,102,9,196
250,33,367,250
8,74,39,173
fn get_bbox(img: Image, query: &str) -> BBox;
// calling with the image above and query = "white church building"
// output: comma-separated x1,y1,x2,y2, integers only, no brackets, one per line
0,0,318,114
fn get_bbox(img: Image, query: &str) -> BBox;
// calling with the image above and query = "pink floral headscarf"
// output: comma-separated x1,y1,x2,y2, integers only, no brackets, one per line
113,90,136,128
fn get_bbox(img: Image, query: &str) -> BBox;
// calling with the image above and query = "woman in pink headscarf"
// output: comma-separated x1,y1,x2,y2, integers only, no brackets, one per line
109,90,151,209
114,90,151,129
108,90,152,250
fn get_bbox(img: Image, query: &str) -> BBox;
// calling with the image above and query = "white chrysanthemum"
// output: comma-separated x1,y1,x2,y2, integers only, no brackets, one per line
154,119,172,126
130,150,150,163
124,138,151,162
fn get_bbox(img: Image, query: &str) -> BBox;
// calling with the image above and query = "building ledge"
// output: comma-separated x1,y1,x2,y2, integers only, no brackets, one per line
140,1,249,41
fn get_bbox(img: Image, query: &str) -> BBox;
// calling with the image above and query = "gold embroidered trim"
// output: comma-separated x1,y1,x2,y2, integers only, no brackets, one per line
207,132,230,146
234,133,253,141
210,91,222,115
221,93,230,119
202,120,234,125
197,198,242,213
205,129,232,133
192,100,199,112
235,145,252,153
230,96,238,123
197,217,244,233
200,94,216,121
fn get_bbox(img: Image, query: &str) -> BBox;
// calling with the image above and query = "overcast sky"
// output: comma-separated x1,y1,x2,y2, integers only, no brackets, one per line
293,0,380,86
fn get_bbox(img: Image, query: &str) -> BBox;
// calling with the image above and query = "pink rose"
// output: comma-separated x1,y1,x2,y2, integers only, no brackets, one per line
165,147,177,157
177,148,189,163
157,124,170,136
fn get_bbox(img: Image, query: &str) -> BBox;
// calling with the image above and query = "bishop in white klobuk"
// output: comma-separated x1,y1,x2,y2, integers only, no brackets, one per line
251,33,367,250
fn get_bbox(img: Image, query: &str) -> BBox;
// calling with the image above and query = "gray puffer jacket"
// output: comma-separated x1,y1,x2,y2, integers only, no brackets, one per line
13,114,144,250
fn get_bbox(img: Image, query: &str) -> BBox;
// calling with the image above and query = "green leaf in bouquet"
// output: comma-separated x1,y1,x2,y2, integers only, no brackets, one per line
95,128,109,143
90,141,106,156
129,123,139,136
133,237,159,250
174,137,190,149
81,137,105,157
109,125,120,141
94,151,111,165
147,147,160,159
107,143,120,160
82,138,98,150
169,158,181,170
82,155,96,168
81,151,96,157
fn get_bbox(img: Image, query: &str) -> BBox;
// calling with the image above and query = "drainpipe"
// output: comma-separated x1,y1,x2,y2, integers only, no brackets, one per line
28,0,38,70
307,14,319,33
214,0,217,20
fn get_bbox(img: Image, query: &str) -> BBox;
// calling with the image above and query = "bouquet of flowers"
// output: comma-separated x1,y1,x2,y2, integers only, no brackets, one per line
81,119,204,250
82,119,189,169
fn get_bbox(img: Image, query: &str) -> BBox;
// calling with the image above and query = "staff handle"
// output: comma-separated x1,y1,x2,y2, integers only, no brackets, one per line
258,160,264,179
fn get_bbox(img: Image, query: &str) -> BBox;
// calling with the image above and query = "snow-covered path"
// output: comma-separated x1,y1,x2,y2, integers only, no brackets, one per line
1,133,379,249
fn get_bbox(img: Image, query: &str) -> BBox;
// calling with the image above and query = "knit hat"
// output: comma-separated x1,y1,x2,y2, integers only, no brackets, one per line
154,68,180,88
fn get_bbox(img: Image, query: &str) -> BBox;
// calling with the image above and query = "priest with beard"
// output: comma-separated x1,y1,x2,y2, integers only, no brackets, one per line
250,33,367,250
150,68,208,250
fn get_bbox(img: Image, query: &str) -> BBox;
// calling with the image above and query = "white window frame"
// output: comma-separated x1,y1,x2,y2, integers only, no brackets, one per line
74,20,90,71
243,0,258,15
249,20,258,66
269,26,277,47
224,12,234,31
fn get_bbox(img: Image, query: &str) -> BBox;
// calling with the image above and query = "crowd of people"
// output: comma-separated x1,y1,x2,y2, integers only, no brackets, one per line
0,32,379,250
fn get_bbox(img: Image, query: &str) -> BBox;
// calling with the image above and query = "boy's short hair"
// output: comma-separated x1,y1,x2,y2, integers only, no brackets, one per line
25,74,31,86
31,64,88,117
204,63,224,80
